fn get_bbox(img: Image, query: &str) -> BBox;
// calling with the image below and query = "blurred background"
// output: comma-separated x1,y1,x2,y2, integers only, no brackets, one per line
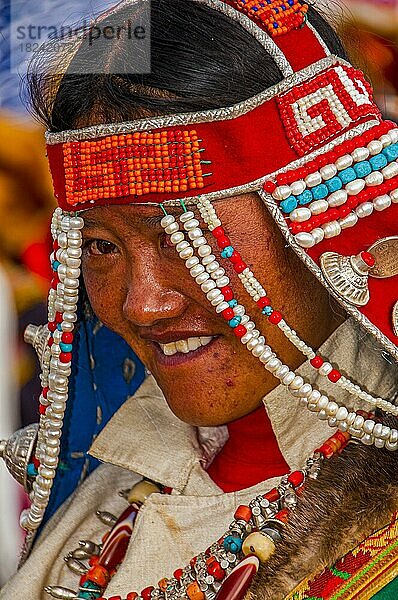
0,0,398,584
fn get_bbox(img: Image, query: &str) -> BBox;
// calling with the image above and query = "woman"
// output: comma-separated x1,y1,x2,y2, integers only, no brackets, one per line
1,1,398,599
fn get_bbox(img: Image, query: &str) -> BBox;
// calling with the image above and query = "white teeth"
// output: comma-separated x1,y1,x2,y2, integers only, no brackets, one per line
159,336,214,356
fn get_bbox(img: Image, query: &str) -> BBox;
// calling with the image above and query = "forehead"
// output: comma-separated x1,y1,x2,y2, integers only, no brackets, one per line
80,194,262,231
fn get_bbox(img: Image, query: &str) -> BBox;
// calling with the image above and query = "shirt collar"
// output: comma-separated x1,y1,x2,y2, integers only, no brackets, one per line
89,318,397,491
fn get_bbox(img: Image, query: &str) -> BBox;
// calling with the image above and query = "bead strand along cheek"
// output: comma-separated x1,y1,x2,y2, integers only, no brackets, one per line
196,196,398,425
194,199,397,450
159,204,396,450
21,209,83,534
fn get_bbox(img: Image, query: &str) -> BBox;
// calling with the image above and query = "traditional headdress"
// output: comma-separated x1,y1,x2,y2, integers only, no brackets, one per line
2,0,398,553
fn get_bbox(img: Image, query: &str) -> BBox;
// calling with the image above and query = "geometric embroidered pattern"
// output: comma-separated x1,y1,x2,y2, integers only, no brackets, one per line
278,65,381,156
63,129,210,206
286,513,398,600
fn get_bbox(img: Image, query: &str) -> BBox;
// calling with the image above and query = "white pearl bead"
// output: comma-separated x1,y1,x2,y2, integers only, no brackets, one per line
365,171,383,187
373,194,391,211
184,218,200,231
216,276,229,288
326,401,339,416
311,227,325,243
320,164,337,180
336,154,353,169
67,230,80,241
215,301,229,313
390,188,398,203
328,190,348,207
202,254,216,265
206,288,220,301
379,135,391,148
351,147,369,161
298,383,312,398
196,272,210,285
274,364,289,379
336,406,348,421
367,139,383,155
346,179,365,196
305,172,322,187
190,264,204,277
179,247,193,259
353,414,365,429
322,221,341,238
176,240,189,252
195,244,209,257
382,161,398,179
290,207,311,222
295,232,315,248
233,305,245,317
179,211,195,222
272,185,292,201
339,212,358,229
388,129,398,143
319,362,333,375
211,293,225,306
171,232,184,244
193,236,207,247
290,180,306,195
259,348,273,363
289,375,304,390
247,338,259,351
241,332,253,344
252,344,265,358
309,200,328,215
165,222,179,234
356,202,374,218
186,256,199,269
316,396,328,411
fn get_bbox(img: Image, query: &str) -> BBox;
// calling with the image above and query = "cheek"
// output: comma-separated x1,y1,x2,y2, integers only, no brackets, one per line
82,261,125,332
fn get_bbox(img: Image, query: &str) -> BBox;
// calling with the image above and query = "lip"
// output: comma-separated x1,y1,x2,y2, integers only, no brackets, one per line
149,335,220,367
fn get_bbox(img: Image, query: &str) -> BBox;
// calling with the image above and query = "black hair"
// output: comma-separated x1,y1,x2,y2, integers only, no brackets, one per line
26,0,348,132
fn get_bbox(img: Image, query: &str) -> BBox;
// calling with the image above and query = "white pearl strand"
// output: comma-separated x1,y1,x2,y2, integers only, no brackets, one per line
270,128,398,249
197,197,398,419
20,209,83,532
160,208,397,451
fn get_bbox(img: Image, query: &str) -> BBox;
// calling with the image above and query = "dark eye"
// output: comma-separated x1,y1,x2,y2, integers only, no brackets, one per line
84,239,118,256
159,232,175,249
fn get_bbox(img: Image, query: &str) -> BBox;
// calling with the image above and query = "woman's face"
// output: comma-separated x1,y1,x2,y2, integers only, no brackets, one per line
81,193,342,426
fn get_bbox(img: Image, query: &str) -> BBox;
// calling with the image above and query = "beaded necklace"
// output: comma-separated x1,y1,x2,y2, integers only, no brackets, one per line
45,429,354,600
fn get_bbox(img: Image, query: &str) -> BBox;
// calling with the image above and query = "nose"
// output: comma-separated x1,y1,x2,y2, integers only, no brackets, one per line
122,254,188,328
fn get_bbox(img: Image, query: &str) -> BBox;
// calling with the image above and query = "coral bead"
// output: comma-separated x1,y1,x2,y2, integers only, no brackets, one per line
186,581,205,600
328,369,341,383
233,325,247,338
310,355,324,368
222,308,235,320
212,226,225,238
217,236,231,249
242,532,276,562
234,505,252,523
257,297,270,308
287,470,304,488
141,587,154,600
269,311,282,324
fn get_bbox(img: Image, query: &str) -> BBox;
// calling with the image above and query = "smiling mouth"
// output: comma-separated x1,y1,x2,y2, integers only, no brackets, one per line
158,336,215,356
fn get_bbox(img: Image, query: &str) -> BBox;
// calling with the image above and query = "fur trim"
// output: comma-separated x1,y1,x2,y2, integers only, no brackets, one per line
249,415,398,600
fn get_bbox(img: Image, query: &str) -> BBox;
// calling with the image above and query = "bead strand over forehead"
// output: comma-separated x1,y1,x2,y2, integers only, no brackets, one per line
159,202,397,451
21,208,83,534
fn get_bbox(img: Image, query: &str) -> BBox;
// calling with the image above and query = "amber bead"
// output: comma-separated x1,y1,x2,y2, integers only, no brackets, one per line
186,581,205,600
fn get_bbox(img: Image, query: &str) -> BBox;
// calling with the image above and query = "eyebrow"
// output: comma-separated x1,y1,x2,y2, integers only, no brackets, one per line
81,207,186,231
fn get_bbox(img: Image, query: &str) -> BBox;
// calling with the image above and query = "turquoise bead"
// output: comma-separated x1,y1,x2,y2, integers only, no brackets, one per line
262,306,273,316
326,176,342,192
52,260,60,271
27,463,38,477
221,246,234,259
229,316,242,328
60,342,73,352
312,183,328,200
353,161,371,178
224,535,243,554
339,167,356,184
56,324,63,331
296,190,313,205
369,154,387,170
78,581,102,599
382,143,398,162
280,196,297,214
228,299,238,308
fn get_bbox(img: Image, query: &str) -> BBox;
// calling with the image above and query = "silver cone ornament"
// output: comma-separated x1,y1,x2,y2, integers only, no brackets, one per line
320,250,375,306
0,423,38,491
